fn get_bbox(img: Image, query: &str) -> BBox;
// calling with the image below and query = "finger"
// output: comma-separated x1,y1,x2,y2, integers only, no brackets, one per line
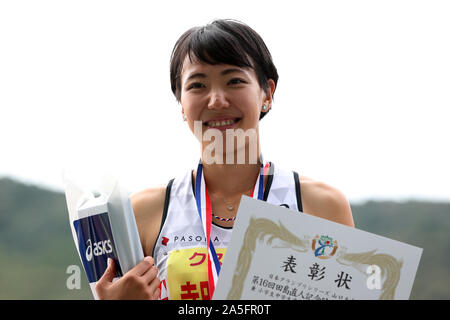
152,287,161,300
148,275,161,294
98,258,116,284
142,265,158,285
130,256,154,277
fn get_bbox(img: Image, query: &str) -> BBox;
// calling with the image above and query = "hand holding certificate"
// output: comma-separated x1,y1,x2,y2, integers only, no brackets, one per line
214,196,423,300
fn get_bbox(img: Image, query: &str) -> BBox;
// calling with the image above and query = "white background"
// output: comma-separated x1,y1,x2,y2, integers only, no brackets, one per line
1,0,449,202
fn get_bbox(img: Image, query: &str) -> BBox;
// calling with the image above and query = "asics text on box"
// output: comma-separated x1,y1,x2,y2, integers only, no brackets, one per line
73,212,123,283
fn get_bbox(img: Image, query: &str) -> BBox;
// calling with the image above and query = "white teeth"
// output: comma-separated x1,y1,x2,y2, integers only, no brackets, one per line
206,119,237,127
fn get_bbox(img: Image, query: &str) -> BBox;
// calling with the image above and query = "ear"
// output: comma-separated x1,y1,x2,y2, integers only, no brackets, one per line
262,79,276,111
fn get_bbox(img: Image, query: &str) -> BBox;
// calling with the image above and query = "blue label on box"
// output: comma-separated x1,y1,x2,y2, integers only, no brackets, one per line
73,212,123,283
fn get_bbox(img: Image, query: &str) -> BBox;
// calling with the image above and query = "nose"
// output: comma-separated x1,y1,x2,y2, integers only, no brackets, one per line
207,88,230,110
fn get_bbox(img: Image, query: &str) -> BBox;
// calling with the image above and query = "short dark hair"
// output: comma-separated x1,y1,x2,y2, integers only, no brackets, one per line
170,19,278,120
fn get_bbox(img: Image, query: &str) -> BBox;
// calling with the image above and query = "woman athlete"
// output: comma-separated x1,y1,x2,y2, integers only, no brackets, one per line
95,19,354,300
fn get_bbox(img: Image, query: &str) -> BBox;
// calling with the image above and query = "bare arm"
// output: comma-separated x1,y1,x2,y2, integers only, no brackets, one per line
300,177,355,228
131,185,167,256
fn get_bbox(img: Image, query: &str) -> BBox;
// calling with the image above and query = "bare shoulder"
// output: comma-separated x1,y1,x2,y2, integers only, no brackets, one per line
131,184,167,218
299,176,355,228
130,184,167,257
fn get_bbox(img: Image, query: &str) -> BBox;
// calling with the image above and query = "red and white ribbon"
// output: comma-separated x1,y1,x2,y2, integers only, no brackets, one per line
194,156,269,298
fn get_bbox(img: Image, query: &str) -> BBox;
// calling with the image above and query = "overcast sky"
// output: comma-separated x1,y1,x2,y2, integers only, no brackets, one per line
1,0,449,203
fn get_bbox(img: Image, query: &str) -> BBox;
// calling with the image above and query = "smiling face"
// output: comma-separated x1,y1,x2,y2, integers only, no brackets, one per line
180,55,274,160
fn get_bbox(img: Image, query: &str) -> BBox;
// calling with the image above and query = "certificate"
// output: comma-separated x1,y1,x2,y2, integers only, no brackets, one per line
213,196,423,300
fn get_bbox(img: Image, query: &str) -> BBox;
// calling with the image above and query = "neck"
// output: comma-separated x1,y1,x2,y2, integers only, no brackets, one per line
201,161,261,198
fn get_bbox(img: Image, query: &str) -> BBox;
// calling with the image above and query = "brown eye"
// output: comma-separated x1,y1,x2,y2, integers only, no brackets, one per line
228,78,246,85
228,78,245,84
188,82,205,90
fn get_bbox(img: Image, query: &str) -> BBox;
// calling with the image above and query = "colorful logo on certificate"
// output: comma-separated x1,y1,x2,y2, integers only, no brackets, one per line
312,235,338,259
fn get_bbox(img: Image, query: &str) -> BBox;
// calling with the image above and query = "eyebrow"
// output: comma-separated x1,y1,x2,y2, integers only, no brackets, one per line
185,68,246,82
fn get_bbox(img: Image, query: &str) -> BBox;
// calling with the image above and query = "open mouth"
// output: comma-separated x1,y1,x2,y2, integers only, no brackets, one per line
203,117,241,129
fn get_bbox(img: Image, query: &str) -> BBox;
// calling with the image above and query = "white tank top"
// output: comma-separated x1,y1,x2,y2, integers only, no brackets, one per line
153,162,303,300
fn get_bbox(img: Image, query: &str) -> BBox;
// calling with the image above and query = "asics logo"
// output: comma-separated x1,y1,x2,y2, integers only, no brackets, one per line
85,239,113,262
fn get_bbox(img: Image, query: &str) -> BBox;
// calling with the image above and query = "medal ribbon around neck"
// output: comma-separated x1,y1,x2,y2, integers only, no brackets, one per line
195,155,270,299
